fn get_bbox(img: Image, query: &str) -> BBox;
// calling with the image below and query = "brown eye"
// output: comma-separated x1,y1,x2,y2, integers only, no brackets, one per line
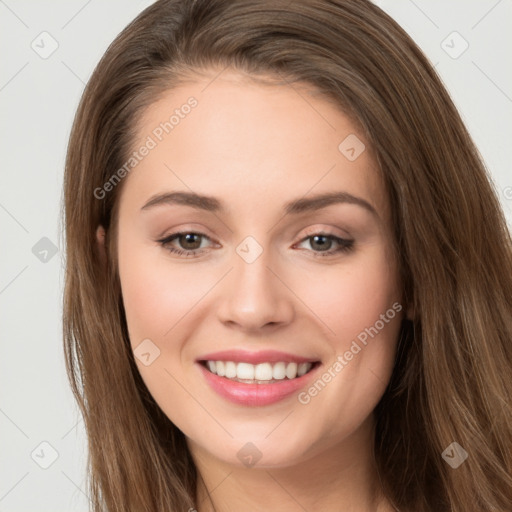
157,231,213,257
176,233,203,250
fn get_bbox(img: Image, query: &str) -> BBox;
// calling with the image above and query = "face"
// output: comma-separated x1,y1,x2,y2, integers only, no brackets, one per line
102,69,404,469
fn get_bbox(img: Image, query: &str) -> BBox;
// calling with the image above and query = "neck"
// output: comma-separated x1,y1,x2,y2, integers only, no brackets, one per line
189,414,394,512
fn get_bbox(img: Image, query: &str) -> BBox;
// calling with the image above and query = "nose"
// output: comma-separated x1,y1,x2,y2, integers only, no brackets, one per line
216,243,295,333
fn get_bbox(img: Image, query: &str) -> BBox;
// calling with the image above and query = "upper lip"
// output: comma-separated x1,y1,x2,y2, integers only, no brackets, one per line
196,349,319,365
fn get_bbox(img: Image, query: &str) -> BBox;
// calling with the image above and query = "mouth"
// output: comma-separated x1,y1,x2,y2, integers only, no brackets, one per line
199,359,321,384
196,356,322,406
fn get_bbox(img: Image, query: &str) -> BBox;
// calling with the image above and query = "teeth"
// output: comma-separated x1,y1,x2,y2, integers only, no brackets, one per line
297,362,309,377
225,361,237,379
237,362,255,380
255,363,273,380
286,362,298,379
272,362,286,380
204,360,314,382
217,361,225,377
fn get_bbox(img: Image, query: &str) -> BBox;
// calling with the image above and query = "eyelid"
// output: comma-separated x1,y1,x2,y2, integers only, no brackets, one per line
299,225,351,239
157,223,215,239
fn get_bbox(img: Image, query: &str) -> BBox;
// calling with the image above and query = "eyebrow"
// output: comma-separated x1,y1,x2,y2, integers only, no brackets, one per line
141,190,378,218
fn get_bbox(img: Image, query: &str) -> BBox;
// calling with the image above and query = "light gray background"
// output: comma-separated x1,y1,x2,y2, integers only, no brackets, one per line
1,1,511,510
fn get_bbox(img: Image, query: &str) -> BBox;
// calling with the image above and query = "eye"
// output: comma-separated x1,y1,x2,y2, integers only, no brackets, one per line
156,230,354,259
157,231,214,258
294,232,354,258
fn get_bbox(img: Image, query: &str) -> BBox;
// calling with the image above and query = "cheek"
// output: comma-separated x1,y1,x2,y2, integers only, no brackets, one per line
289,247,400,345
117,240,208,428
290,246,401,415
118,240,212,344
119,233,400,358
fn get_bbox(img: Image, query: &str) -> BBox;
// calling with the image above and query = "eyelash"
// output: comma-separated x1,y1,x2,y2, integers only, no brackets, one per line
156,230,354,259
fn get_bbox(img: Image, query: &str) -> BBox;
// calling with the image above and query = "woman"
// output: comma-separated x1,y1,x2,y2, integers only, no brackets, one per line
62,0,512,510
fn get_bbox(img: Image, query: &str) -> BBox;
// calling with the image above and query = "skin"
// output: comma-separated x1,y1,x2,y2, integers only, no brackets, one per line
97,68,408,512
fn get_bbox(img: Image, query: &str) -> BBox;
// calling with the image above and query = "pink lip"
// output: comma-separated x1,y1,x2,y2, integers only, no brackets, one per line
196,349,317,365
197,361,321,406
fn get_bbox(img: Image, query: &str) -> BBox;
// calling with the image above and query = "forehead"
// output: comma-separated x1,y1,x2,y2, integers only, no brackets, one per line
117,69,389,223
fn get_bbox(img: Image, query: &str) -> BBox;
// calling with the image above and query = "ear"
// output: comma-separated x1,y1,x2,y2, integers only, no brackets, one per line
96,224,107,266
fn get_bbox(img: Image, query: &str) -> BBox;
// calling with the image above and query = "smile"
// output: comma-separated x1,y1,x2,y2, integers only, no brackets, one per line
203,360,315,383
197,360,321,406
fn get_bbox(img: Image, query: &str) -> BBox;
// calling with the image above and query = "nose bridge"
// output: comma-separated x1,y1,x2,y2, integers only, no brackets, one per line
216,235,294,330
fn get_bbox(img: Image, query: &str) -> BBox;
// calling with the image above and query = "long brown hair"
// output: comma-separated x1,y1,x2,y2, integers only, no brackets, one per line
62,1,512,510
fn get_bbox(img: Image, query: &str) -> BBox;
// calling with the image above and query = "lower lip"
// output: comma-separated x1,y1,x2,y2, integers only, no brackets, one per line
197,362,320,406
